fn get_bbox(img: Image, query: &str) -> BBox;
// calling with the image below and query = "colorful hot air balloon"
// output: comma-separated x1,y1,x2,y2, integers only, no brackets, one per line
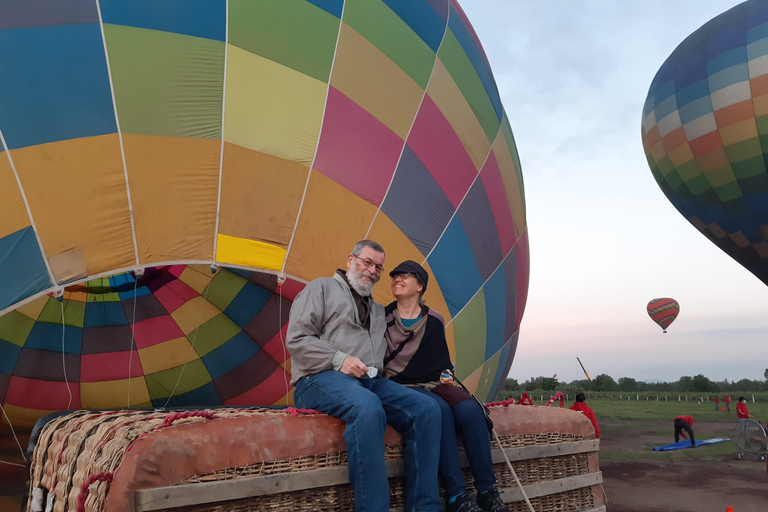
0,0,528,440
642,0,768,286
647,298,680,333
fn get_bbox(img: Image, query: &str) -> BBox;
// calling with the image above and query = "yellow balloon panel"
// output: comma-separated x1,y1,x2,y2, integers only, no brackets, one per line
80,378,151,410
224,45,326,165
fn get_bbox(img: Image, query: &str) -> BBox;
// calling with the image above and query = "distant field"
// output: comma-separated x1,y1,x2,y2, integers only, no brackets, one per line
586,397,768,422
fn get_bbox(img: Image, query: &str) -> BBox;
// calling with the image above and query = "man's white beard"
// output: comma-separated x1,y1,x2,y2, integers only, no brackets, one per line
347,266,377,296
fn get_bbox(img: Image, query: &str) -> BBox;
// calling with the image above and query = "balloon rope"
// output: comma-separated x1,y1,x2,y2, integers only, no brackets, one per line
60,299,73,410
162,269,215,409
0,402,26,463
127,275,139,408
278,281,289,403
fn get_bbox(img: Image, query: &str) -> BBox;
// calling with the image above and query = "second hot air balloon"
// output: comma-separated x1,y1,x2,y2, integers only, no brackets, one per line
647,297,680,333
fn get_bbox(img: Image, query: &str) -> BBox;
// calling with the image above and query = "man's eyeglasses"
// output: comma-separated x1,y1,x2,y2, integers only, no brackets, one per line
354,255,384,273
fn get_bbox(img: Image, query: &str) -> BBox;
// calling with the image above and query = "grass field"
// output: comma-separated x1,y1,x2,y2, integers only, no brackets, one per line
588,396,767,461
589,397,768,421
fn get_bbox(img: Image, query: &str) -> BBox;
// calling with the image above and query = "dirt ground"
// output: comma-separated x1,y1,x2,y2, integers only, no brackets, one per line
600,418,768,512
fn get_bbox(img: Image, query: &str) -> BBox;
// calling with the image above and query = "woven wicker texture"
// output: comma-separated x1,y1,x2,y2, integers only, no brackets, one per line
26,408,597,512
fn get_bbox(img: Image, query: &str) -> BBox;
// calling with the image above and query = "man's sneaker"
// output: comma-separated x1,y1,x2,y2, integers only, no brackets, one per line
446,493,482,512
477,488,510,512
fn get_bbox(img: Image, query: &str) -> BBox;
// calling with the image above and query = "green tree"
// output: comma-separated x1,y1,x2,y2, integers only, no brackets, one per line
692,374,717,392
501,378,519,392
678,376,694,392
592,374,616,392
541,377,558,391
618,377,638,392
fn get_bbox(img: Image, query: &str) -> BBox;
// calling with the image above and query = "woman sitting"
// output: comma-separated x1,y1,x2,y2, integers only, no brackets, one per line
383,260,508,512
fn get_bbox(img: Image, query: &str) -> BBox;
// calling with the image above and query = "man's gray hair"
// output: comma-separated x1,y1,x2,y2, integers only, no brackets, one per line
351,240,385,257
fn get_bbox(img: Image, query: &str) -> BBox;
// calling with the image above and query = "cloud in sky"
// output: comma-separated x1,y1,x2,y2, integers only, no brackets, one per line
459,0,768,384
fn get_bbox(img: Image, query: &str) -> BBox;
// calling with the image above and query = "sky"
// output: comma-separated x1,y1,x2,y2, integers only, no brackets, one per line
458,1,768,384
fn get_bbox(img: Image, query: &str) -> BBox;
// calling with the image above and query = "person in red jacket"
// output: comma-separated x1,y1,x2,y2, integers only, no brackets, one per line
518,392,534,406
674,415,695,447
570,393,600,438
725,394,731,412
736,397,753,419
714,395,719,411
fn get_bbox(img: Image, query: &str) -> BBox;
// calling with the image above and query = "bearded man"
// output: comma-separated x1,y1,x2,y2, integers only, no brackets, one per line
286,240,442,512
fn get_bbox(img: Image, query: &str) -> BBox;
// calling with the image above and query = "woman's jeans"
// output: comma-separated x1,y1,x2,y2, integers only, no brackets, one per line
409,387,497,498
294,371,442,512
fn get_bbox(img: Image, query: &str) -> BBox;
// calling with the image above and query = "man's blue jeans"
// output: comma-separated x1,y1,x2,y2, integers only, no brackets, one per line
409,388,497,498
294,371,442,512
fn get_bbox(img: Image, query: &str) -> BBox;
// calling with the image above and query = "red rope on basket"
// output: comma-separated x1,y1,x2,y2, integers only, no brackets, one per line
77,471,113,512
157,410,220,430
125,411,220,453
284,407,324,416
484,398,517,407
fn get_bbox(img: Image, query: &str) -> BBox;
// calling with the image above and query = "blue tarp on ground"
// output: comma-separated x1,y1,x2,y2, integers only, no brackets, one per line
653,438,730,451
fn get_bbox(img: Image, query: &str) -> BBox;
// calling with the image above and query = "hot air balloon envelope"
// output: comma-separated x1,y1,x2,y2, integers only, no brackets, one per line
642,0,768,287
647,298,680,333
0,0,529,437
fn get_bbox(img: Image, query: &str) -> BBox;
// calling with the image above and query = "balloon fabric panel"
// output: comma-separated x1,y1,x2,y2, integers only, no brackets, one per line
0,229,50,310
0,23,116,149
380,145,456,256
0,0,98,29
480,150,518,255
451,289,487,380
482,264,508,360
223,46,326,163
0,153,29,240
105,25,225,139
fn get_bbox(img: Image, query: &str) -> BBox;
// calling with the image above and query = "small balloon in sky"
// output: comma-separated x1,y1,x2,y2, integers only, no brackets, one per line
647,298,680,333
641,0,768,287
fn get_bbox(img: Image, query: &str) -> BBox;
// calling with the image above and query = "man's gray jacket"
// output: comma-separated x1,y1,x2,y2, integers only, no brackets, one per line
286,272,386,385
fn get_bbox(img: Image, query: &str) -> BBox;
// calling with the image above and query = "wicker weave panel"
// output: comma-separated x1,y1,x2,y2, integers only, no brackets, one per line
26,409,597,512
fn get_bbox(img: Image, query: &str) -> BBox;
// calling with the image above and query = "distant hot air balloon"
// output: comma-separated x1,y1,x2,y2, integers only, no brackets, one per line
647,298,680,333
642,0,768,287
0,0,529,439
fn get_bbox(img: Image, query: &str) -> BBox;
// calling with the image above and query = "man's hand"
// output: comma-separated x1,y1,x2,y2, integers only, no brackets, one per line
340,355,369,378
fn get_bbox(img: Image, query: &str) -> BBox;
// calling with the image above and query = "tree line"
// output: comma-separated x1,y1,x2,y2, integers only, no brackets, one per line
500,371,768,395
